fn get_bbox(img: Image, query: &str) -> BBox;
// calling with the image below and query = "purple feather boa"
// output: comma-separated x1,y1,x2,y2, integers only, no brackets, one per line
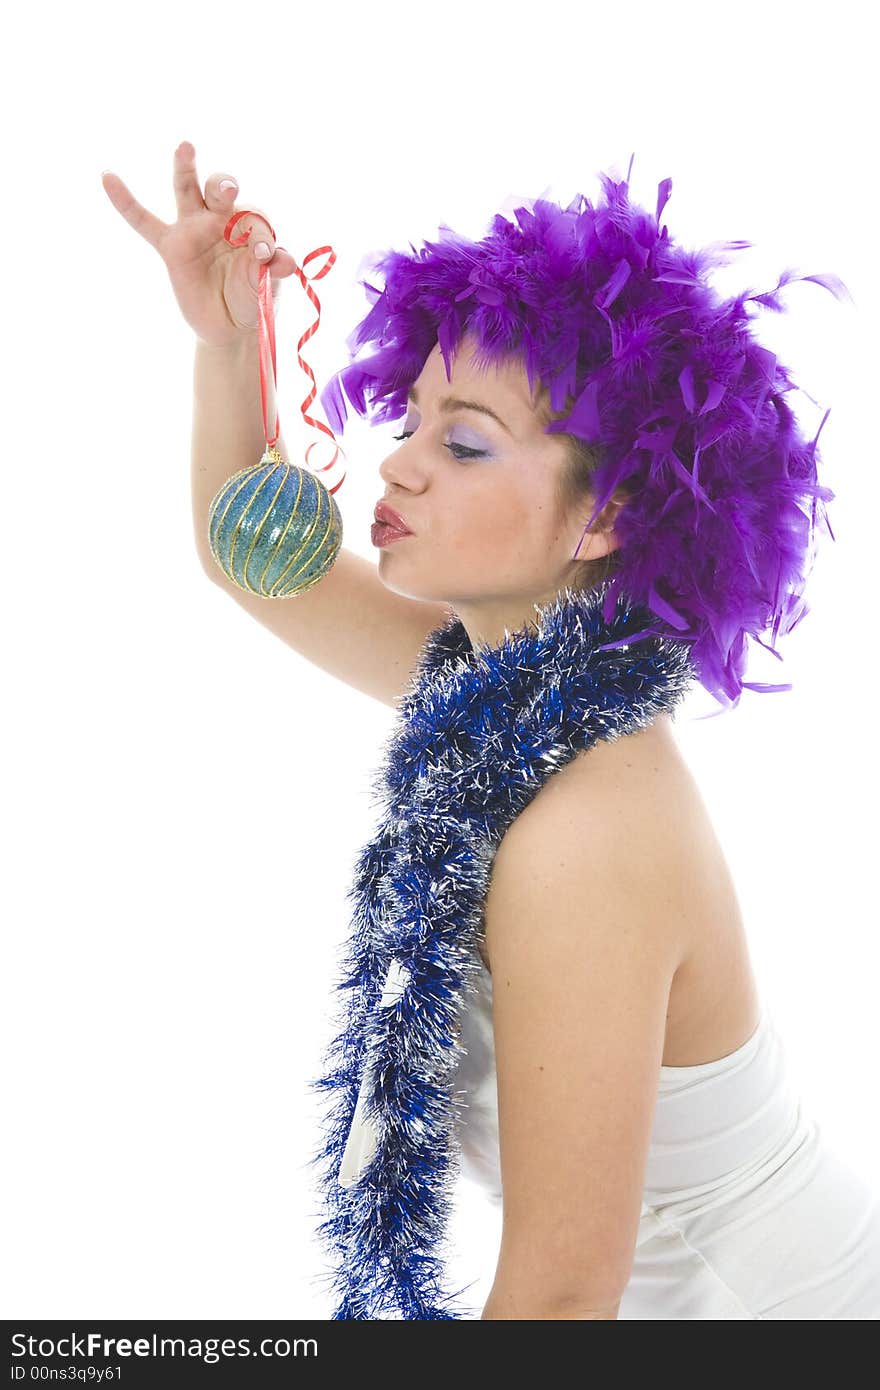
319,155,851,712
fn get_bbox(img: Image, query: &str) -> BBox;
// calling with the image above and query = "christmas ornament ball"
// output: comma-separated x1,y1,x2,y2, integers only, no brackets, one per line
208,446,343,597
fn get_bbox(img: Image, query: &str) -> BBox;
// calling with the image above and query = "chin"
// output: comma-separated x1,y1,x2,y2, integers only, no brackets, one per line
377,568,449,606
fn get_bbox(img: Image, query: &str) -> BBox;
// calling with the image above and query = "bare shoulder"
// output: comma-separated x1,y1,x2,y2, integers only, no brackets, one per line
480,713,760,1069
507,712,696,856
561,712,684,796
480,714,699,973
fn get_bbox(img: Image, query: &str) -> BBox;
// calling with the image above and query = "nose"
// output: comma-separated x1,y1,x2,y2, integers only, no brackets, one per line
379,437,424,489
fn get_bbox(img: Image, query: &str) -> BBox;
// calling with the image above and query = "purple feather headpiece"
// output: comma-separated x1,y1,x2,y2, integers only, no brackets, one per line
319,156,852,711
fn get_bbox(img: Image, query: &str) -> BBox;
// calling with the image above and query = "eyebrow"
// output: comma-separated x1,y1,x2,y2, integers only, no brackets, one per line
407,386,512,435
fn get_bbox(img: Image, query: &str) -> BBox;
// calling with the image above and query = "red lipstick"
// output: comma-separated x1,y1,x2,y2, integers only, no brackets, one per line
372,500,414,547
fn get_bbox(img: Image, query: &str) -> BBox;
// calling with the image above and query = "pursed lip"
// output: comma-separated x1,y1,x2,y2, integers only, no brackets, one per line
374,500,414,535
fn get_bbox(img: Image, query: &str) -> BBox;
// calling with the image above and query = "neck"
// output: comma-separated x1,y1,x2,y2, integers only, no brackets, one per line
451,582,591,655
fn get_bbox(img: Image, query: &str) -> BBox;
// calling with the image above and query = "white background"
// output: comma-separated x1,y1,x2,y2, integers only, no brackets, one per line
3,0,877,1320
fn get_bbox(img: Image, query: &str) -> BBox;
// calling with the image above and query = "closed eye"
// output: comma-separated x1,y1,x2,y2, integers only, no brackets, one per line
392,430,487,461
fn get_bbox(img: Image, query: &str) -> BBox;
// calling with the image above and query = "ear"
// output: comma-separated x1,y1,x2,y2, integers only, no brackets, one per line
572,487,630,560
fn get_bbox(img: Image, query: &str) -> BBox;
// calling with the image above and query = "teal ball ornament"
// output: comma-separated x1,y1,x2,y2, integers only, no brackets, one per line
208,445,343,597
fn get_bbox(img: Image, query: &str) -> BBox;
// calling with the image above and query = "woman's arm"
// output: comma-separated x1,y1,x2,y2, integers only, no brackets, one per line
192,336,452,708
479,746,686,1318
481,1292,620,1319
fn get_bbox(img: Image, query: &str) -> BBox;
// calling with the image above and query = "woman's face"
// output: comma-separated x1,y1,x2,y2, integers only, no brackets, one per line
375,334,619,649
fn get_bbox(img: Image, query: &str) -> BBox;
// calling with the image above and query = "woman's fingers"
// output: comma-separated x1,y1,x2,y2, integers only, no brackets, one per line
267,248,299,278
101,169,168,251
172,140,206,220
102,142,301,293
203,170,277,261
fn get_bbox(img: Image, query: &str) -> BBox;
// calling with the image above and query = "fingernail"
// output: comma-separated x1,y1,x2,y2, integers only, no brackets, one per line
219,179,238,194
254,241,271,259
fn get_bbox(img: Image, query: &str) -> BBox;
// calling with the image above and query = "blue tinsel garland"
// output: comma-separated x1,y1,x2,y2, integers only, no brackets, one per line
306,579,696,1319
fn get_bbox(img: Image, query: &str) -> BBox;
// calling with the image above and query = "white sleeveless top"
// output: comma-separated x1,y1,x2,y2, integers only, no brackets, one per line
340,957,880,1319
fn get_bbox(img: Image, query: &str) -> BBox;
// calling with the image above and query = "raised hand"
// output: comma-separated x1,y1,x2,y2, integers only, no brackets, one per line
102,141,299,347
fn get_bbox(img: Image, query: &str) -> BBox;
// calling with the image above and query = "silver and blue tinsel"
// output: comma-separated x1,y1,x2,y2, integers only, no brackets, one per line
306,579,696,1319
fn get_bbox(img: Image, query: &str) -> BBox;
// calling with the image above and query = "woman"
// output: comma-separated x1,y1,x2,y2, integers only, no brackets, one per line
104,145,880,1320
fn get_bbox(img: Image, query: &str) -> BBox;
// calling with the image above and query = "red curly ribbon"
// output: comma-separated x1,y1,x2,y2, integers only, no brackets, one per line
223,209,346,495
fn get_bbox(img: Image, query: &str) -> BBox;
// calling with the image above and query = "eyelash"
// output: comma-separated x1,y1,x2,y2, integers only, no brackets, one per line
392,429,486,461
